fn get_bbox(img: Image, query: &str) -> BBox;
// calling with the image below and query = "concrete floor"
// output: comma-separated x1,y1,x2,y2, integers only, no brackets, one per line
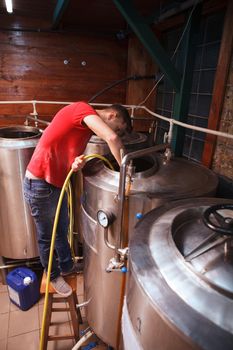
0,272,107,350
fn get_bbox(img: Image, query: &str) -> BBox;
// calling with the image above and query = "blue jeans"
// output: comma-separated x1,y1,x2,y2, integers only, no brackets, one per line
23,177,73,280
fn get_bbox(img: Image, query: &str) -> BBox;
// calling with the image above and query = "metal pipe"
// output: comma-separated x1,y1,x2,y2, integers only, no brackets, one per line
25,115,50,126
88,75,157,103
71,329,94,350
76,299,90,309
104,228,115,250
115,143,170,257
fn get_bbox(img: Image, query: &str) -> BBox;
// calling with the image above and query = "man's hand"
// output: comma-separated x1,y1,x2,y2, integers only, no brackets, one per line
71,155,86,172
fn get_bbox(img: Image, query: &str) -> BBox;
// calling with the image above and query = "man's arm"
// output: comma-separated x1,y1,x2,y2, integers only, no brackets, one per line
83,114,125,165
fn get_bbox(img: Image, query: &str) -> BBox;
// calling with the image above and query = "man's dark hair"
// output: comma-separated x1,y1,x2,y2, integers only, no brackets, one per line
108,104,132,133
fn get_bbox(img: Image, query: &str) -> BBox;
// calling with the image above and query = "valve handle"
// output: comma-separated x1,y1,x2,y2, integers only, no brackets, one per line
203,204,233,236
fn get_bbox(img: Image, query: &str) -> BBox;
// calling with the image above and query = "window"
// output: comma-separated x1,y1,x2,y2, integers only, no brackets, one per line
155,11,225,161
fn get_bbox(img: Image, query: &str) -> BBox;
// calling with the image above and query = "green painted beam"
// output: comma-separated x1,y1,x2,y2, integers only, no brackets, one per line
52,0,70,29
172,3,203,156
113,0,181,92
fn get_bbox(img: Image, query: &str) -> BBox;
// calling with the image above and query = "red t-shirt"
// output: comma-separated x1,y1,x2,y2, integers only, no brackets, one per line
27,101,96,188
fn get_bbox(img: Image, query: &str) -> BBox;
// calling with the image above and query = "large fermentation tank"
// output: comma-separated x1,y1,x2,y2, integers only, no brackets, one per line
123,198,233,350
0,125,41,259
80,148,219,349
72,131,148,239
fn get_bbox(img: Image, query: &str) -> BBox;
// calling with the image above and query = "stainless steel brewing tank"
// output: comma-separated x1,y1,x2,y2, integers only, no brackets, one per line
72,131,148,238
124,198,233,350
0,125,41,259
80,153,219,348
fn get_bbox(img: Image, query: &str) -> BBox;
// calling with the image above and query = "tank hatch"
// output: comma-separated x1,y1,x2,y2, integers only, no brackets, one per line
173,204,233,297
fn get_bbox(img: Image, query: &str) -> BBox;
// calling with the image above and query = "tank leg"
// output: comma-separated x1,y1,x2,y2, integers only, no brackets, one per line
0,256,7,284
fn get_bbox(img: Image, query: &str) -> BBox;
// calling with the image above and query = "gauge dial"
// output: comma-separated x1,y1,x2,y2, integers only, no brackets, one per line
97,209,115,228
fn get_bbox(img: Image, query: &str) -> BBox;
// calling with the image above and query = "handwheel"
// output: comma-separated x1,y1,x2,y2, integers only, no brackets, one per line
203,204,233,236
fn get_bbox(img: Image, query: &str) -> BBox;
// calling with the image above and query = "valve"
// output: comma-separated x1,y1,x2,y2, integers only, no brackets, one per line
106,257,124,273
106,248,128,273
203,204,233,236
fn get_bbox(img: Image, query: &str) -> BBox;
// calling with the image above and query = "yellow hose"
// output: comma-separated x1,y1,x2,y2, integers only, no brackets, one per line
68,154,114,257
84,153,114,171
67,181,75,258
40,153,114,350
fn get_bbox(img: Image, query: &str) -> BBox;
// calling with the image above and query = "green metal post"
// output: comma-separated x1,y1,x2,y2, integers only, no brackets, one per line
52,0,70,29
113,0,181,92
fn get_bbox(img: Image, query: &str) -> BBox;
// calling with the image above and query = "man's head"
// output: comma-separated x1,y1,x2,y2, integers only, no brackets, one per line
97,104,132,136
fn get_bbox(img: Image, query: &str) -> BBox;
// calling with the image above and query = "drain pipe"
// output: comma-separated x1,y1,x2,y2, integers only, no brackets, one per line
115,143,170,260
71,329,95,350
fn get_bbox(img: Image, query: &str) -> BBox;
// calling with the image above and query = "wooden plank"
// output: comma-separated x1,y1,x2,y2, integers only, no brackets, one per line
0,31,128,53
0,29,128,125
0,80,125,98
202,0,233,167
0,16,51,30
0,54,125,77
126,36,157,131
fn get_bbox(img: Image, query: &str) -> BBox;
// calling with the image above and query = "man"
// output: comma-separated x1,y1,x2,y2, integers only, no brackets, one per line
23,101,132,296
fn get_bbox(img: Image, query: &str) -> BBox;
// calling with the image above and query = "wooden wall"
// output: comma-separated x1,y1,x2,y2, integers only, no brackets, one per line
212,52,233,180
0,30,128,126
126,36,157,132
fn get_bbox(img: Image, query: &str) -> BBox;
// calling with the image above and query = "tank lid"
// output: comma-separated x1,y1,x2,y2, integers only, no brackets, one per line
121,131,147,145
172,204,233,296
88,135,106,144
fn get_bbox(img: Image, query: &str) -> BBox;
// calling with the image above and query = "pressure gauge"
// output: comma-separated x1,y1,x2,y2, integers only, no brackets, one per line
97,209,115,228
